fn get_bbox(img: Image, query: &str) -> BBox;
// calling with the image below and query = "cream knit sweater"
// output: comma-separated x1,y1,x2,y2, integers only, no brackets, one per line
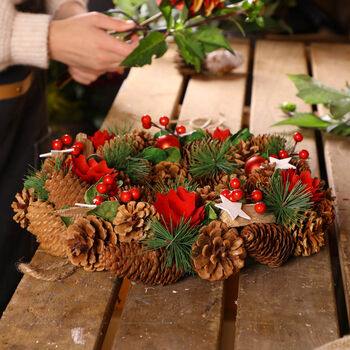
0,0,86,72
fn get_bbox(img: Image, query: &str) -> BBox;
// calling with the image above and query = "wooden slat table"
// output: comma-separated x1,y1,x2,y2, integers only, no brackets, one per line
1,39,349,350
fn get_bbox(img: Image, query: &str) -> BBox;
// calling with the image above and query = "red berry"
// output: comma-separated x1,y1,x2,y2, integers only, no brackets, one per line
299,149,309,159
52,139,63,150
141,114,151,124
93,195,105,205
251,190,263,202
97,183,108,194
143,122,152,129
130,188,141,201
293,132,303,142
255,202,266,214
61,134,73,146
230,177,241,189
74,141,85,151
232,189,244,201
269,154,278,159
109,196,116,201
120,191,132,203
176,125,186,134
159,116,169,126
227,193,236,202
103,175,114,185
71,145,81,156
221,189,230,198
278,150,289,159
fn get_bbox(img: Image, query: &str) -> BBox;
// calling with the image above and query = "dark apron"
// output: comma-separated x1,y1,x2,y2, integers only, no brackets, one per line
0,0,49,315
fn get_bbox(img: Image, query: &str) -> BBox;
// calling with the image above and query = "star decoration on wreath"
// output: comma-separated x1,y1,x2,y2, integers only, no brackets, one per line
215,195,251,221
268,156,296,170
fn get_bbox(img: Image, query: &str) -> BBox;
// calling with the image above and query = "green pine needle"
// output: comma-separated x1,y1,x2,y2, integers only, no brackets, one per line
143,217,200,273
150,176,198,194
189,139,238,179
23,166,49,201
103,123,133,137
103,138,150,182
263,172,313,228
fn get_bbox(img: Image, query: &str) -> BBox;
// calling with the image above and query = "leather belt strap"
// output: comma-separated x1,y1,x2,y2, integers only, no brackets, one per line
0,71,34,100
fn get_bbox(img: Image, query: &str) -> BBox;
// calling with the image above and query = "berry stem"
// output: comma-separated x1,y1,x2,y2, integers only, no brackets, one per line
151,122,176,136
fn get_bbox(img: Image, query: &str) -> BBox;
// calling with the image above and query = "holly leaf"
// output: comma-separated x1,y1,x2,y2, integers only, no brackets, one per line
142,147,167,164
84,178,106,205
329,98,350,119
164,147,181,162
272,112,332,129
288,74,350,104
192,25,233,54
87,201,120,223
121,32,168,67
181,130,205,145
231,128,253,146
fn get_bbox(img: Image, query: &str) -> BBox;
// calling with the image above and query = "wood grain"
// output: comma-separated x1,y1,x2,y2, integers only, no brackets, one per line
0,251,121,350
235,40,339,350
310,42,350,322
112,277,224,350
178,39,250,134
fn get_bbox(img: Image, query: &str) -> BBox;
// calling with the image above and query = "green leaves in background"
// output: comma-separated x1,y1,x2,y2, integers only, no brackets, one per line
273,112,332,129
159,0,173,29
122,32,168,67
87,201,120,223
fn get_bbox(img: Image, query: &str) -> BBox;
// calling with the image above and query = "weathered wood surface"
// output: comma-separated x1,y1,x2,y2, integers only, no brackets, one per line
0,251,121,350
235,40,339,350
112,277,224,350
310,42,350,323
179,39,250,134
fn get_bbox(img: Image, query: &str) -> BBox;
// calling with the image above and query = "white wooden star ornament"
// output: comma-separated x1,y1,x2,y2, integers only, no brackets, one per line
268,156,296,170
215,195,251,221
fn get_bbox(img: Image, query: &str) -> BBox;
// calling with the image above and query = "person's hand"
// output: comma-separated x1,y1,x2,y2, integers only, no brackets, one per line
49,12,139,73
68,66,125,85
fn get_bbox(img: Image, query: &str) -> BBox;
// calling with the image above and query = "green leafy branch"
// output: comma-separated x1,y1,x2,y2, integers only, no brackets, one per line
273,74,350,136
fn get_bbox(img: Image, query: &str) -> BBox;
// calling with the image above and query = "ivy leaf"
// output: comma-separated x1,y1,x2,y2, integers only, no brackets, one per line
192,25,233,54
329,98,350,119
121,32,168,67
84,178,106,205
87,201,120,223
288,74,350,104
272,112,332,129
164,147,181,162
143,147,167,164
159,0,172,29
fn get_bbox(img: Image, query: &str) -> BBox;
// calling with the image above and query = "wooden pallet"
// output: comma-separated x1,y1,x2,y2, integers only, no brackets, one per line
1,39,350,350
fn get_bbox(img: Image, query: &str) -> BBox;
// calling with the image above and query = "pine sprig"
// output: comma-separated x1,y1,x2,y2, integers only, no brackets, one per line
263,172,313,227
143,217,200,273
103,138,150,182
150,176,198,194
24,166,49,201
189,139,238,179
103,123,132,137
261,135,286,159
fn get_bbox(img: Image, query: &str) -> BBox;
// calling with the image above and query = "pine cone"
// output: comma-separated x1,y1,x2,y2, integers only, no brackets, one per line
129,130,155,152
11,188,36,229
44,170,89,209
240,223,294,267
75,132,94,157
199,172,236,192
118,171,131,186
289,210,325,256
26,201,68,257
196,186,220,204
315,197,335,229
66,215,117,271
192,220,246,281
151,161,187,185
113,201,159,242
289,158,310,173
245,163,275,193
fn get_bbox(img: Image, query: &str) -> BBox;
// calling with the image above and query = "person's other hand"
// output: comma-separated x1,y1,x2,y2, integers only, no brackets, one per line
49,12,139,72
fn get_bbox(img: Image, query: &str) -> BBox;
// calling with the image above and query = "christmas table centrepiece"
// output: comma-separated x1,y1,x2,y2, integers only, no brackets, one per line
12,118,335,285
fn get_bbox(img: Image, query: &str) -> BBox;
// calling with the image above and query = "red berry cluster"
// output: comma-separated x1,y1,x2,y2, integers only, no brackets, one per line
141,114,186,135
120,188,141,203
51,134,85,157
220,178,266,214
271,132,309,161
92,174,120,205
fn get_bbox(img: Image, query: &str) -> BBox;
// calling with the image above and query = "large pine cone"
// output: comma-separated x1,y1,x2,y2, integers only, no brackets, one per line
66,215,117,271
128,130,155,153
113,201,159,242
240,223,294,267
44,170,89,209
11,188,36,229
315,197,335,229
196,186,220,204
245,163,275,193
192,220,246,281
289,158,310,173
289,210,325,257
26,200,68,258
200,172,236,192
151,161,187,185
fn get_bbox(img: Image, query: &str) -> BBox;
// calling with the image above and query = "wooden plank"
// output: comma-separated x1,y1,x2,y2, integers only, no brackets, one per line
179,39,250,133
112,277,224,350
103,45,184,131
0,251,121,349
310,42,350,322
235,40,339,350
